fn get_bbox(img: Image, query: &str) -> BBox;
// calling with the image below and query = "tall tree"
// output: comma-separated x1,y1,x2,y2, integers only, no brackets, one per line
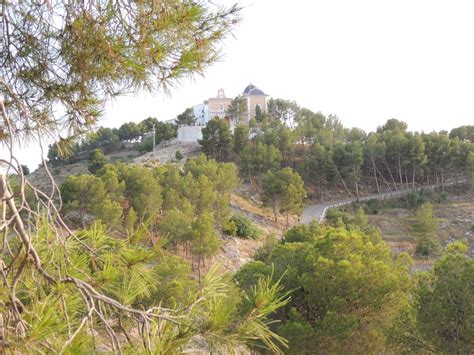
226,95,248,124
233,124,250,158
261,168,306,223
267,98,300,128
199,118,233,161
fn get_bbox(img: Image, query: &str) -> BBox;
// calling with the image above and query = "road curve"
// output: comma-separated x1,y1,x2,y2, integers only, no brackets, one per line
301,179,468,224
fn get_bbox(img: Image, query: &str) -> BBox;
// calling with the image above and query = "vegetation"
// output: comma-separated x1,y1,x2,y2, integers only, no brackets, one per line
225,214,262,240
389,242,474,354
2,0,473,352
235,223,411,353
197,104,473,201
0,0,293,352
413,202,440,257
261,168,306,223
176,108,196,126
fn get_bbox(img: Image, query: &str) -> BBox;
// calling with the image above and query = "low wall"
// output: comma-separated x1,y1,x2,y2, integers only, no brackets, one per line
177,126,203,143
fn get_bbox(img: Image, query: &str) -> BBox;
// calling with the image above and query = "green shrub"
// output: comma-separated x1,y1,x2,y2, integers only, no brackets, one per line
435,191,448,203
223,219,237,236
229,214,261,239
175,150,184,161
406,191,426,210
415,238,440,257
325,208,351,226
137,137,153,154
365,199,381,215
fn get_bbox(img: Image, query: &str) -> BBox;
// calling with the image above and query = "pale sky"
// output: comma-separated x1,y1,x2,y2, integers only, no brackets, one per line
8,0,474,169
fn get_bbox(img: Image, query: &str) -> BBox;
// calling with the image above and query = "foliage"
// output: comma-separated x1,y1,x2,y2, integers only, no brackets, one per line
235,224,411,354
406,190,427,210
407,243,474,353
226,95,248,124
353,207,368,229
0,220,288,353
199,118,233,161
415,239,440,257
468,151,474,190
20,164,30,175
228,214,261,240
87,148,107,174
2,1,241,141
261,168,306,222
175,150,184,161
413,202,438,236
176,108,196,126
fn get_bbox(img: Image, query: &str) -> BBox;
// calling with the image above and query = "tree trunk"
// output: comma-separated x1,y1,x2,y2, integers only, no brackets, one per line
404,166,409,190
384,158,398,190
412,162,417,188
441,169,445,191
352,166,360,201
398,155,403,188
333,163,352,197
376,165,393,193
371,153,380,194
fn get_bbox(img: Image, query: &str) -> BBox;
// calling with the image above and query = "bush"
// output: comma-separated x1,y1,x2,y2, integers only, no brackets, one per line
325,208,351,226
415,238,440,257
365,199,381,215
406,191,426,210
435,192,448,204
137,137,153,154
223,219,237,236
175,150,184,161
229,214,261,239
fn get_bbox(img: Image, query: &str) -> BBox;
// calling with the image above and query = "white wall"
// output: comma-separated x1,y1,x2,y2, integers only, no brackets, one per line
193,104,209,126
177,126,203,143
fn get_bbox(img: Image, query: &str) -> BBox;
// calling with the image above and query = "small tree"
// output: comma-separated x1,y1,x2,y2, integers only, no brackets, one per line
94,198,123,229
413,202,440,257
261,168,306,223
176,108,196,126
413,202,439,236
61,174,107,227
175,150,184,161
191,212,221,279
124,207,138,234
88,148,108,174
353,207,368,229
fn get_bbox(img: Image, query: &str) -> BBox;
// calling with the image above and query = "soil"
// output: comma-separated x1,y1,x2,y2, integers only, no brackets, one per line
368,192,474,270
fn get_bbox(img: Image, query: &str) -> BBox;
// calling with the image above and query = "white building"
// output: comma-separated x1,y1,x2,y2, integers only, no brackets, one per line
176,84,268,143
192,103,209,126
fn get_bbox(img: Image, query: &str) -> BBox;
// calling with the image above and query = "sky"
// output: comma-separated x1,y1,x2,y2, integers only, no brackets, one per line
8,0,474,169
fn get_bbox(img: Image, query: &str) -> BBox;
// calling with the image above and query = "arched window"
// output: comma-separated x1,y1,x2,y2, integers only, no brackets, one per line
219,104,224,111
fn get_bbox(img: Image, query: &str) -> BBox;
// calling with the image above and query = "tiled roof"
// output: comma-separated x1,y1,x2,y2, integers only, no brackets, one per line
243,83,266,96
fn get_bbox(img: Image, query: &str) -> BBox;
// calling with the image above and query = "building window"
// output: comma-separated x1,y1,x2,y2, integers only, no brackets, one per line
219,104,224,111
